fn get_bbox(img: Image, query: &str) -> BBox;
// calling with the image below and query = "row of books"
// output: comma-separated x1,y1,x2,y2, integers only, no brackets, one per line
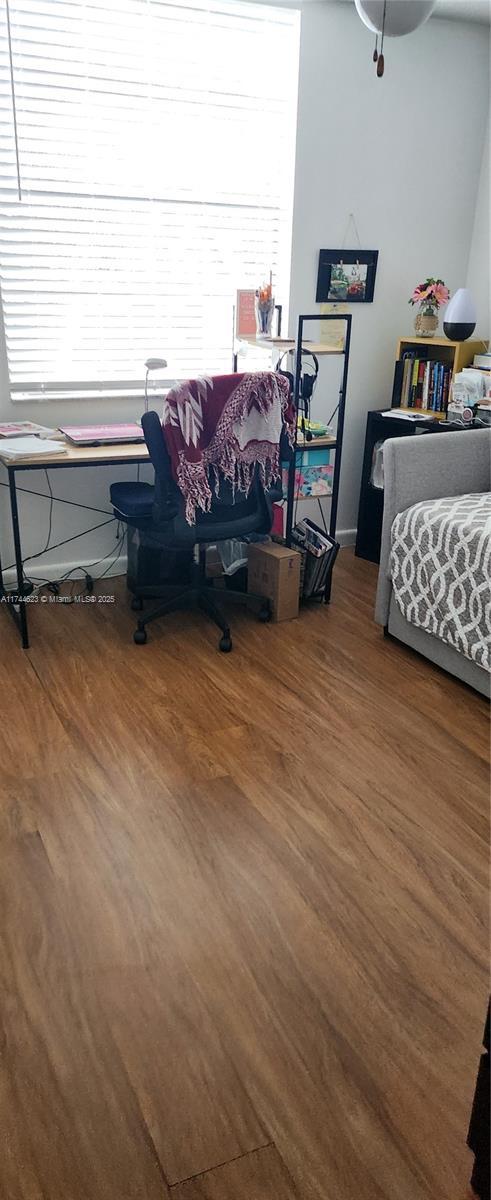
392,354,452,412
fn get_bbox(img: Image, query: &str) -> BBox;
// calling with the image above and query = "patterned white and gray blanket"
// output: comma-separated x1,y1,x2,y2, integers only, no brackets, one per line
390,492,491,673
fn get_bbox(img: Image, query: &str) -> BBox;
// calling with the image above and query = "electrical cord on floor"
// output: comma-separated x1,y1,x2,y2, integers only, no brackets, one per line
0,469,117,581
1,467,128,602
24,528,127,600
57,530,127,602
1,516,116,577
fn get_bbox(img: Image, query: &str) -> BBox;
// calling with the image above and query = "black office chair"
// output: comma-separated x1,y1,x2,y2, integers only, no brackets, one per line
111,410,282,651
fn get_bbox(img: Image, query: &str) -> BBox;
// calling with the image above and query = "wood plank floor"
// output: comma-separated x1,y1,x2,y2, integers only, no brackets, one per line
0,549,488,1200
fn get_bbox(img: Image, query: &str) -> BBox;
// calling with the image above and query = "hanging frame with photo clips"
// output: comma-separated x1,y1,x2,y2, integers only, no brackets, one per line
316,249,378,303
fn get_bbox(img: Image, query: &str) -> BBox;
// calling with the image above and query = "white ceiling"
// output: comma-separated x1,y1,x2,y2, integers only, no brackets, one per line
288,0,491,23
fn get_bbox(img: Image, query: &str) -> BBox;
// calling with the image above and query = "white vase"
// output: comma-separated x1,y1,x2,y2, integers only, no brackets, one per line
443,289,476,341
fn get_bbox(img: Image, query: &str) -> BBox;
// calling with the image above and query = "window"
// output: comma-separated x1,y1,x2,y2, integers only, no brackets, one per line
0,0,300,399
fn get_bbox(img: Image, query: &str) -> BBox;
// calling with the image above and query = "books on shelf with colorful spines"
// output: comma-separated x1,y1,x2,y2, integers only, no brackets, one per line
391,350,452,413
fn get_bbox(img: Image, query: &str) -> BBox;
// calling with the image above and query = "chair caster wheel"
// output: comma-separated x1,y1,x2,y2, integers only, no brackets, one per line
219,634,232,653
133,627,147,645
131,595,143,611
258,602,272,623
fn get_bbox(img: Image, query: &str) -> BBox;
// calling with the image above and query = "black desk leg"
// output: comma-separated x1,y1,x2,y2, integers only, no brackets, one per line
8,468,29,648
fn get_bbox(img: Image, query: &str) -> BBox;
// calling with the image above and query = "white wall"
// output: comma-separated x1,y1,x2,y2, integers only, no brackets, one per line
0,1,489,583
466,116,490,338
289,2,490,536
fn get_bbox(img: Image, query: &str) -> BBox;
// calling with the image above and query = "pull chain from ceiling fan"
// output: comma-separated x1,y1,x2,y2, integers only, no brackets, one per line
377,1,387,77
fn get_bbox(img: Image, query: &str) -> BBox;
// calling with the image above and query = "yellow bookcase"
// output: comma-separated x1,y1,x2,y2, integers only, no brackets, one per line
395,336,487,419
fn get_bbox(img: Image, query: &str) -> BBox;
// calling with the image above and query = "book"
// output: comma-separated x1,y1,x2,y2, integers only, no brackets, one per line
391,359,404,408
432,363,439,411
416,360,425,408
0,436,68,461
426,362,433,409
391,351,452,415
423,361,430,408
439,367,446,415
402,357,413,406
0,420,57,438
410,357,420,407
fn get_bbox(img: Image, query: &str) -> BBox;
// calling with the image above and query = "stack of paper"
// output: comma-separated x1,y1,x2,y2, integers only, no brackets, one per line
0,436,68,461
0,421,57,438
380,409,433,422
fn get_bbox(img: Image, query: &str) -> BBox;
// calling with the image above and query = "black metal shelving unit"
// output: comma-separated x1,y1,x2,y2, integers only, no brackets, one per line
285,312,352,600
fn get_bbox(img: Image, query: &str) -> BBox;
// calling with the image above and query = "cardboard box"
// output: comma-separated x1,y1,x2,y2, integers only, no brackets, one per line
247,542,301,622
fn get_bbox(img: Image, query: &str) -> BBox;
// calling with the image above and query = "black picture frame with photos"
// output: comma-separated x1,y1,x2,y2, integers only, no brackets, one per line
316,249,378,303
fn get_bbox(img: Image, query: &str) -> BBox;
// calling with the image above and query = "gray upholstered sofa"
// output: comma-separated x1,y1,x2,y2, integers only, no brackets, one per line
375,429,490,697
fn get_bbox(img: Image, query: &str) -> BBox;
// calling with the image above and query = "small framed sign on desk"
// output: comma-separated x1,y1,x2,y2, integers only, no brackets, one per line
235,289,256,337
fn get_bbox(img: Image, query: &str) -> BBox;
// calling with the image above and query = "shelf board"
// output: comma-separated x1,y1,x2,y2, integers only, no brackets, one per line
295,436,337,449
238,336,344,356
396,407,447,420
293,491,332,501
399,336,455,348
399,336,488,350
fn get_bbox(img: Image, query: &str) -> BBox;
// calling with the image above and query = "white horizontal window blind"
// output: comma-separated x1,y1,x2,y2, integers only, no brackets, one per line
0,0,299,397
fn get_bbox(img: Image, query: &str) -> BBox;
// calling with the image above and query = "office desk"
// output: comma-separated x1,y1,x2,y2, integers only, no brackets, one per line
0,441,149,648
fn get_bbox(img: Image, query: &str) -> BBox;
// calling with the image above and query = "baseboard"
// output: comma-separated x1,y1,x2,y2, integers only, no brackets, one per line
2,554,129,590
2,529,358,589
336,528,356,547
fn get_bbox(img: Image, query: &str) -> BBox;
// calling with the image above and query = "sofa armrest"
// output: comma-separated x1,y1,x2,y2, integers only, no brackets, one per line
375,429,491,626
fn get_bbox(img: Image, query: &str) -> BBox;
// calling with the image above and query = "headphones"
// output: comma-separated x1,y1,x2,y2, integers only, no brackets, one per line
275,349,319,438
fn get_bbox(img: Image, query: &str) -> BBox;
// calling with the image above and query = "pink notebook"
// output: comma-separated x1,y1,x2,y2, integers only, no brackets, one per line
59,423,145,445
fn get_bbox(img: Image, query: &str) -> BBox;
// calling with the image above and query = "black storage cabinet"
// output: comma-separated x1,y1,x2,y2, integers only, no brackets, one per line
355,410,478,564
355,411,427,563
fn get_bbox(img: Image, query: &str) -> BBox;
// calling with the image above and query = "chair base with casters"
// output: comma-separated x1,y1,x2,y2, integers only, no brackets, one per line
131,547,271,652
110,408,283,653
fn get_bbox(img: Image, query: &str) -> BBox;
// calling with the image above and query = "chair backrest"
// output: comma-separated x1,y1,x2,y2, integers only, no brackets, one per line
140,409,180,522
141,409,173,485
141,409,276,540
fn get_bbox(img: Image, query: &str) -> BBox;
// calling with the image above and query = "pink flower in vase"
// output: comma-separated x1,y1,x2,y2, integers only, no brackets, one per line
412,284,429,304
432,282,450,306
409,277,450,314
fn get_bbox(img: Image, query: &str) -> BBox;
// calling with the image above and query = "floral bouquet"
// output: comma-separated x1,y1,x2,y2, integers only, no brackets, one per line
255,273,275,336
409,278,450,316
409,278,449,337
